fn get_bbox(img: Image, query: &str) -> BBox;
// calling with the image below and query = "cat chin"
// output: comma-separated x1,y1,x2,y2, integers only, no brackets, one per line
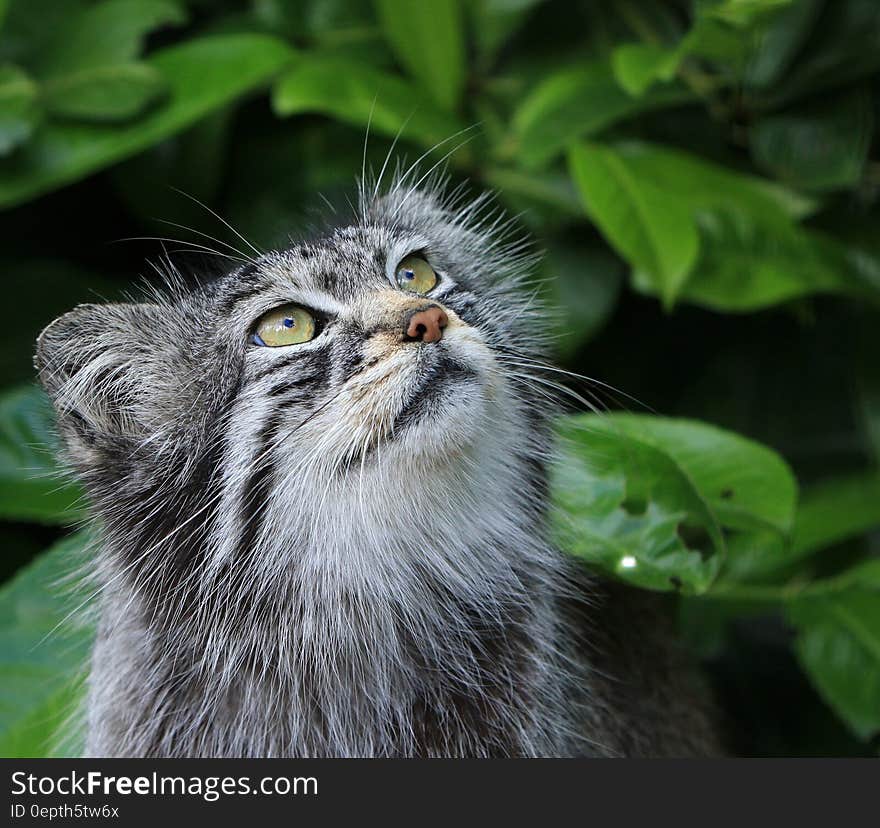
389,380,489,454
375,340,504,454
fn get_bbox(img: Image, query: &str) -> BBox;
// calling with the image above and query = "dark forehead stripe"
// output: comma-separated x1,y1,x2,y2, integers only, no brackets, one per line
310,269,338,293
216,264,268,315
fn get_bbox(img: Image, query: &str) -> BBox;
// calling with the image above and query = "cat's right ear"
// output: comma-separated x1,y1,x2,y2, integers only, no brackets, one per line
35,302,165,458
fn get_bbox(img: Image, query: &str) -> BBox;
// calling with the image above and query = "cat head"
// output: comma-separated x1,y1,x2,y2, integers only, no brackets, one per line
35,183,552,564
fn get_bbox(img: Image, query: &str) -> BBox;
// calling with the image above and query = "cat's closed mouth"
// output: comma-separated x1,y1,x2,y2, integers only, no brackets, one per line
393,354,479,432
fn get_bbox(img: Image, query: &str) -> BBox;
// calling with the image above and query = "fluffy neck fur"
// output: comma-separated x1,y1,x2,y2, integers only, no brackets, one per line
84,390,587,757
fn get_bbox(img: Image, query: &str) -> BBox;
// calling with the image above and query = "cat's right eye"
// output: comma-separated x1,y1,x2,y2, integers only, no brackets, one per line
252,304,316,347
395,255,437,294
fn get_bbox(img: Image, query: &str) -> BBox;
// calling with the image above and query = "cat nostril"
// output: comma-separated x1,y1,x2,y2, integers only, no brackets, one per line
405,306,448,343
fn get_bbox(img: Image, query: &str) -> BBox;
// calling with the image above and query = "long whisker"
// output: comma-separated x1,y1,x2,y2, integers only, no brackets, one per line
499,349,654,414
389,123,481,200
169,186,264,258
111,236,249,265
371,110,415,204
155,218,257,264
507,369,607,415
362,94,376,196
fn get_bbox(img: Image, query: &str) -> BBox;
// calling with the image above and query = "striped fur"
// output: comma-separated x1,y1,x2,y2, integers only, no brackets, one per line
35,179,721,757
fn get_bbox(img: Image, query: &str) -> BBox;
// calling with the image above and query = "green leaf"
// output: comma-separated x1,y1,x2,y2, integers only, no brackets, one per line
552,416,724,594
613,415,797,535
791,474,880,560
514,62,690,169
718,473,880,585
702,0,794,28
569,141,699,308
0,33,293,209
42,62,167,123
750,87,874,192
653,214,870,313
743,0,823,87
0,63,39,154
611,1,806,92
594,141,816,221
374,0,465,111
33,0,186,77
788,569,880,741
755,0,880,109
611,43,681,96
272,55,464,150
0,531,95,757
0,385,83,525
570,140,825,310
553,413,798,593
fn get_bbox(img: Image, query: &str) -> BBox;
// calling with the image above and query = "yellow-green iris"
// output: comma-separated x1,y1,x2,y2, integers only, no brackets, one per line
395,255,437,294
253,304,316,347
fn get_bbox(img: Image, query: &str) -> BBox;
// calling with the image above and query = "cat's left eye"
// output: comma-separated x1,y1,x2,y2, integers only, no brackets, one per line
395,255,437,295
252,304,316,347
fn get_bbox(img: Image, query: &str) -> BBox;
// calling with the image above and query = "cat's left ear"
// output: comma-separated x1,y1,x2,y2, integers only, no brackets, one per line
35,301,172,457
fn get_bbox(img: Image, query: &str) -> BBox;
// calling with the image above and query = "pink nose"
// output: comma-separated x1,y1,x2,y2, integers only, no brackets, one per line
405,306,448,343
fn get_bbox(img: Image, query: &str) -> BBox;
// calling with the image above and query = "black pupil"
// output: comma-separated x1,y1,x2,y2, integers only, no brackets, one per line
401,269,415,281
283,317,295,328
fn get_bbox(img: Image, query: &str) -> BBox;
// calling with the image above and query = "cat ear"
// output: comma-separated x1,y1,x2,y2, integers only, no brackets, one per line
35,302,167,454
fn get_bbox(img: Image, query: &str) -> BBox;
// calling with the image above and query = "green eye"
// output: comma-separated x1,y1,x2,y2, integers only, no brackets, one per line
252,304,316,347
395,255,437,294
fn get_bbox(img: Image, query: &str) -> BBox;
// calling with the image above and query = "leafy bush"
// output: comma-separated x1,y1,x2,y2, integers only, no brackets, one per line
0,0,878,756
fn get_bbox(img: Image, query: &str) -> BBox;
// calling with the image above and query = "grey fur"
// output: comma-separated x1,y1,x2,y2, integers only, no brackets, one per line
35,175,722,757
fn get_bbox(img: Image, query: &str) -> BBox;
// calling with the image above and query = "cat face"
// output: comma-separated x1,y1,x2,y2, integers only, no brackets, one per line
218,224,502,475
35,186,548,535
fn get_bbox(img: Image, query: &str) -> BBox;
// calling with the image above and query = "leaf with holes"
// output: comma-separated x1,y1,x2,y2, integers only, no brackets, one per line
552,417,722,593
552,414,797,593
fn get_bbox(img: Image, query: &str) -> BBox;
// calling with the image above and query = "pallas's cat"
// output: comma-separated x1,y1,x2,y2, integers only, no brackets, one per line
36,179,720,757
